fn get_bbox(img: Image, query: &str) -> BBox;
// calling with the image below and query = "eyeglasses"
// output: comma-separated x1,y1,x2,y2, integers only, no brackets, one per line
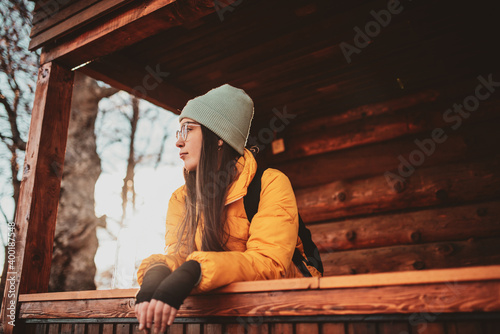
176,122,201,141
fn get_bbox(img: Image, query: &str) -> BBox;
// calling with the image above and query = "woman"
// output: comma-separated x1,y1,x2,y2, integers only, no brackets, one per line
134,84,321,333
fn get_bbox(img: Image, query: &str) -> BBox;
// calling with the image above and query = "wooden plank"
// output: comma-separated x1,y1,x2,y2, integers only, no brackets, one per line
186,324,201,334
295,323,319,334
320,237,500,276
296,155,500,223
347,323,377,334
169,324,184,334
411,323,445,334
74,323,86,334
38,0,242,68
18,280,500,318
30,0,135,49
18,276,319,301
87,323,100,334
60,323,73,333
268,95,499,164
321,323,345,334
276,114,500,189
0,62,74,334
18,288,139,301
247,323,269,334
271,323,293,334
102,323,114,334
446,322,482,334
378,322,409,334
309,199,500,252
47,324,60,334
115,323,130,333
482,321,500,334
18,265,500,303
204,324,223,334
225,324,245,334
31,0,101,34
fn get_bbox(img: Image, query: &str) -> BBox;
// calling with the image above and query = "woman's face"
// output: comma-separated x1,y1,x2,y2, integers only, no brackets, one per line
176,118,202,172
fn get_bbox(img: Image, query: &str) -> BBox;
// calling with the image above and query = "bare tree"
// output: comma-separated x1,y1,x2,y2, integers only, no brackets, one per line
49,72,118,292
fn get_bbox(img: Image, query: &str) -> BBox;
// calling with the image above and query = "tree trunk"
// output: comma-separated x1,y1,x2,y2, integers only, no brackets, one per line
49,72,117,291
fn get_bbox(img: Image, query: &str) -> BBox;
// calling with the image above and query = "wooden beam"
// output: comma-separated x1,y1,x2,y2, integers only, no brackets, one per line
38,0,242,68
321,237,500,276
17,265,500,302
17,278,500,318
0,62,74,334
79,55,192,113
295,155,500,223
309,199,500,252
30,0,133,47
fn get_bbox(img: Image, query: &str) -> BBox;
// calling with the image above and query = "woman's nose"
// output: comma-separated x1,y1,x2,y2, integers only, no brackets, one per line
176,137,184,148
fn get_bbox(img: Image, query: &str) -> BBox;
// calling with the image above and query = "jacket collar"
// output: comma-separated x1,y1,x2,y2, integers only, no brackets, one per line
225,148,257,205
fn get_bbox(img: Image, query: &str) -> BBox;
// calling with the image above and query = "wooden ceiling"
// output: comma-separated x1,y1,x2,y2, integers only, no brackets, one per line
32,0,499,130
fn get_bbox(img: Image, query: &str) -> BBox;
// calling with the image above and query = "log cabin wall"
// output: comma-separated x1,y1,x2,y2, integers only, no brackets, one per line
28,0,500,278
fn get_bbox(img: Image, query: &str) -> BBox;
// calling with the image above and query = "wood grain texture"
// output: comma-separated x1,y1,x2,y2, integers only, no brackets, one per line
295,323,319,334
30,0,134,48
320,237,500,276
18,280,500,319
308,199,500,252
87,323,100,334
0,61,74,334
378,322,409,334
296,155,500,223
271,323,293,334
347,323,377,334
321,323,345,334
18,265,500,302
411,323,445,334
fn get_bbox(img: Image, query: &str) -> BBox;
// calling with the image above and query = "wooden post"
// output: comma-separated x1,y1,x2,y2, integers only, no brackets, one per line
0,61,74,333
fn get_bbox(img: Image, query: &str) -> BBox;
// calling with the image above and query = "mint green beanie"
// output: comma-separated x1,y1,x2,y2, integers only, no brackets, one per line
179,84,254,155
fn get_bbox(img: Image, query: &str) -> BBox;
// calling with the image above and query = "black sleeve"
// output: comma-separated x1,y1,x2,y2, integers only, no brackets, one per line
152,260,201,309
135,265,172,303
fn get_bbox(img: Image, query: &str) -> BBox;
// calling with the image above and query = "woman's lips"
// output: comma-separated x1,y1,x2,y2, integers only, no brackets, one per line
180,153,187,160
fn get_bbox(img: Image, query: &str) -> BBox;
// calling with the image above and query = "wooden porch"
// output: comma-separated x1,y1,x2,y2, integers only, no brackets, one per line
2,0,500,332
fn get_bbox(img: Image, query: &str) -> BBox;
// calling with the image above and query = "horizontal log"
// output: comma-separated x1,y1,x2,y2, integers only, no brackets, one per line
266,93,499,164
19,265,500,300
276,112,500,189
321,237,500,276
308,199,500,252
295,155,500,223
18,279,500,319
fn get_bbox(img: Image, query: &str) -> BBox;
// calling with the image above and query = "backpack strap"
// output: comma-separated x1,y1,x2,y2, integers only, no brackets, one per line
244,168,265,223
243,168,323,277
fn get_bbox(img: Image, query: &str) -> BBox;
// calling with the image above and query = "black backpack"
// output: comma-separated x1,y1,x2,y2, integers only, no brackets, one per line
243,168,324,277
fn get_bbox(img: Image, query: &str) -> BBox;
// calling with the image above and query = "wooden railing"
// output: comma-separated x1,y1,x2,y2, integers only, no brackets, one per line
15,265,500,333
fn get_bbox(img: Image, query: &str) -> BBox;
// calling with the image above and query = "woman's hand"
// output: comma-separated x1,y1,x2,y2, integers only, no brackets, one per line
135,301,150,333
135,300,177,333
145,299,177,333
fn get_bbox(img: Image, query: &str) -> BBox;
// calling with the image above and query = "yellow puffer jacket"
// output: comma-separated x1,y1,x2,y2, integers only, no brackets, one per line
136,149,321,293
